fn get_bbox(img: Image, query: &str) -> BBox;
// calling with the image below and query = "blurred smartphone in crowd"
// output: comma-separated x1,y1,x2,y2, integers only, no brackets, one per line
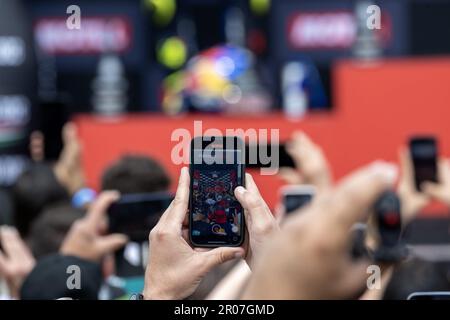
280,185,315,215
408,292,450,300
108,192,173,277
245,143,295,168
409,136,438,191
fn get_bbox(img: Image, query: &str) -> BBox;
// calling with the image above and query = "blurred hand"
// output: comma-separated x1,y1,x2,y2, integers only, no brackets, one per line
54,122,86,195
234,173,279,268
243,161,398,299
60,191,128,262
397,148,430,225
0,226,36,299
143,167,244,300
279,131,332,191
422,158,450,206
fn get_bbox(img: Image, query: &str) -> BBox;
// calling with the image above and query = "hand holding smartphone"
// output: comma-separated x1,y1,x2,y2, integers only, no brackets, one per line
189,136,245,247
409,136,438,191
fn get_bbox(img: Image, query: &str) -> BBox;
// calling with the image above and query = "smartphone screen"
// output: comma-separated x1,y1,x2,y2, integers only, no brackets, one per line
409,137,437,191
108,192,173,242
189,136,245,247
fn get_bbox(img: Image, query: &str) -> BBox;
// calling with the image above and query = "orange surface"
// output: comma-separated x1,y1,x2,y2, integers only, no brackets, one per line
75,57,450,213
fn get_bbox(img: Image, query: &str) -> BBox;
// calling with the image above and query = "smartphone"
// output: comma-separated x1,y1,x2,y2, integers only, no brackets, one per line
245,143,295,168
408,292,450,300
409,136,438,191
107,192,173,242
280,185,315,215
189,136,245,247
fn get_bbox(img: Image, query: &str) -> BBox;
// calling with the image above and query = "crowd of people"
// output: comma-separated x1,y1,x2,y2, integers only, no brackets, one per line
1,124,450,300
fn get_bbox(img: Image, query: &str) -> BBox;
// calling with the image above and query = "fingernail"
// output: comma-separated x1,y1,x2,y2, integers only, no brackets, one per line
370,161,398,184
235,186,246,196
234,251,244,259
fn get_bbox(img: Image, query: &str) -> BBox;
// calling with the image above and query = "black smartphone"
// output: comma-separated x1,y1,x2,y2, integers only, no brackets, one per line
409,136,438,191
107,192,173,242
280,185,315,215
408,292,450,300
40,99,69,161
189,136,245,247
245,143,295,168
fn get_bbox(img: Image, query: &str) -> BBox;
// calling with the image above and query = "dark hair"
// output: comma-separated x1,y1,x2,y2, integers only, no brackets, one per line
383,258,450,300
12,163,70,237
101,155,171,193
27,201,84,259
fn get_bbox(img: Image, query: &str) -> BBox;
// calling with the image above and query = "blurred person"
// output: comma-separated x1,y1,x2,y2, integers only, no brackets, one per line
26,202,84,259
142,167,278,299
11,122,85,238
20,191,128,300
99,154,175,297
242,161,397,299
101,155,171,194
0,226,36,299
12,163,69,238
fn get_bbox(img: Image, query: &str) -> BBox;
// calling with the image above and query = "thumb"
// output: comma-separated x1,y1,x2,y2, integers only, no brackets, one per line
95,234,128,256
201,247,244,272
